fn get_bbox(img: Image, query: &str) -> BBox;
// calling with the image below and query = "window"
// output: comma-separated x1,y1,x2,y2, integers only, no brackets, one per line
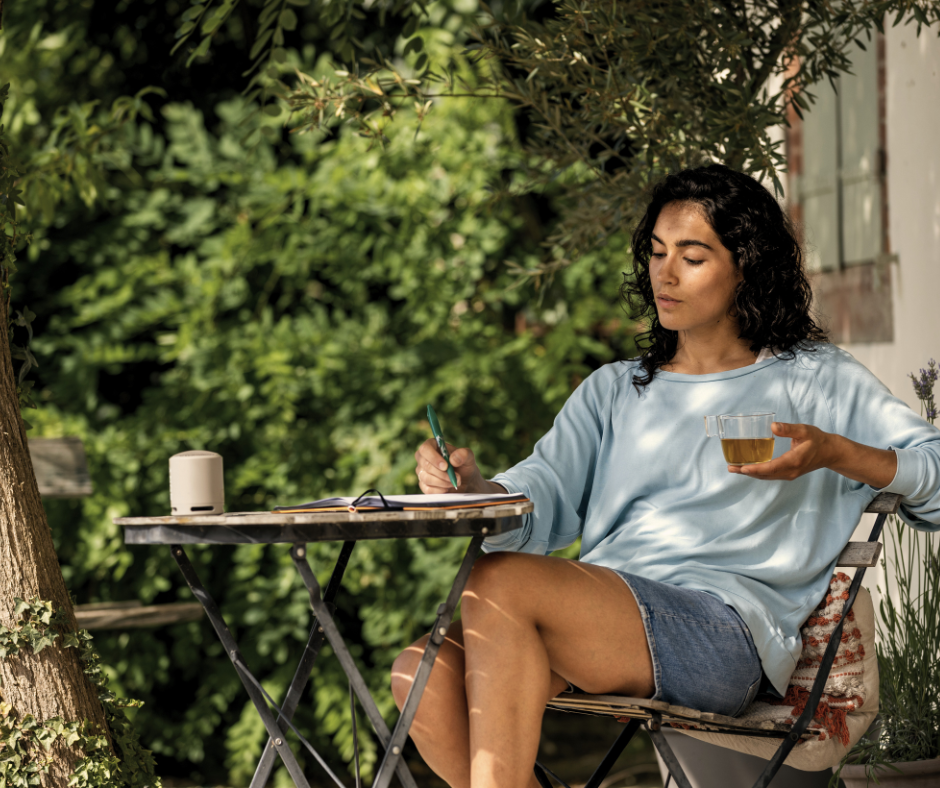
787,35,894,343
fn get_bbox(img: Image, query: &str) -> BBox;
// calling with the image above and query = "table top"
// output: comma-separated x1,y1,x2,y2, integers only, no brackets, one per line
116,502,532,545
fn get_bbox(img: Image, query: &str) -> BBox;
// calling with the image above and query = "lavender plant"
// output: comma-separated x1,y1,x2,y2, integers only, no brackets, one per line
910,359,938,424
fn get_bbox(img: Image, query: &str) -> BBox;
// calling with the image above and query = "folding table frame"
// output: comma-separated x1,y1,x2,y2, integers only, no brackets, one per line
541,491,901,788
118,502,532,788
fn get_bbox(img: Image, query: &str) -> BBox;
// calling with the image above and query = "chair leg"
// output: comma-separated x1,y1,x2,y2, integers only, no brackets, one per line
647,715,694,788
533,762,555,788
583,718,642,788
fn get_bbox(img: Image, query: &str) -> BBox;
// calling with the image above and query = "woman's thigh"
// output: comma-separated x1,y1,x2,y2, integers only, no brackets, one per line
392,620,571,706
460,552,655,698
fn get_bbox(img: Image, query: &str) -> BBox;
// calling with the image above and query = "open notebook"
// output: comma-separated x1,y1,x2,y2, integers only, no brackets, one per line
273,492,529,513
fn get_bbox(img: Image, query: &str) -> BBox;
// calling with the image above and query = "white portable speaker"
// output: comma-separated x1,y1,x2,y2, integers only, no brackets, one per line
169,451,225,515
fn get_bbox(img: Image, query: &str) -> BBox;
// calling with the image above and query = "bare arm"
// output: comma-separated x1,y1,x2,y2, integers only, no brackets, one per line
729,422,898,489
823,433,897,489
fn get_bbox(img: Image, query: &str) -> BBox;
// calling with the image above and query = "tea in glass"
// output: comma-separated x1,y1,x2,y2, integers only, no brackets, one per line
704,413,775,466
720,437,775,465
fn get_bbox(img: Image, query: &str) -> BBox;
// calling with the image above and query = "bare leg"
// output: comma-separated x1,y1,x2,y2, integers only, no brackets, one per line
391,623,473,788
392,621,565,788
461,553,653,788
391,553,653,788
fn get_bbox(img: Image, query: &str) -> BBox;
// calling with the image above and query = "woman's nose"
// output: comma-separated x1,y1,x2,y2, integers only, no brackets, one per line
654,253,678,284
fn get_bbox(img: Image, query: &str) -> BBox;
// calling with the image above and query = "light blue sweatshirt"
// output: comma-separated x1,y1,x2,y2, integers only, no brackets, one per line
486,344,940,695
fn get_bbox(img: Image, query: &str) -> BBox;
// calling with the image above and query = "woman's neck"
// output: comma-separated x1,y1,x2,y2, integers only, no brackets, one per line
662,331,757,375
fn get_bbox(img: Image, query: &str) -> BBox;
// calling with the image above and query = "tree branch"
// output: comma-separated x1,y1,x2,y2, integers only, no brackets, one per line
747,0,803,97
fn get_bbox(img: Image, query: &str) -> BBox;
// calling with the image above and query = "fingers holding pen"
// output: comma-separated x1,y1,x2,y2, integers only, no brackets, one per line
448,447,476,473
415,438,461,492
413,440,487,493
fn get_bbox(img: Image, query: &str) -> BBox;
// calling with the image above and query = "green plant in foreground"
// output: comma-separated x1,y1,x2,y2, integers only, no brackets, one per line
832,363,940,785
0,597,161,787
831,517,940,786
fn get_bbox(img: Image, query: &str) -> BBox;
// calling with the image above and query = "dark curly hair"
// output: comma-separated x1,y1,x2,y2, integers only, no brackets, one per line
622,163,828,390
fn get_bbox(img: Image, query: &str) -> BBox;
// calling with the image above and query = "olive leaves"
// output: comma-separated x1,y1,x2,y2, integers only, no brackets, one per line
172,0,940,280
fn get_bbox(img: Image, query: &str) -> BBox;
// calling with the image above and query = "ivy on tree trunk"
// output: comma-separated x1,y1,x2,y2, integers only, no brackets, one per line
0,95,114,787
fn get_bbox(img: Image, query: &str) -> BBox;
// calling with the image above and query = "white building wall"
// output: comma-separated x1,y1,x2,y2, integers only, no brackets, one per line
846,19,940,406
843,18,940,612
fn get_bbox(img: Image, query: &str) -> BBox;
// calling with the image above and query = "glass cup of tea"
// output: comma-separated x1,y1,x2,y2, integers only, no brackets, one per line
704,412,776,465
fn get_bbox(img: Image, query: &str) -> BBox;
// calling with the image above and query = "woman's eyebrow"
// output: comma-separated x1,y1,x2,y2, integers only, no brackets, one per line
651,232,714,251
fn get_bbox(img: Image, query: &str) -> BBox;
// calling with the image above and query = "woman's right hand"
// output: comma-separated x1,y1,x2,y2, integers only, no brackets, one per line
414,439,506,495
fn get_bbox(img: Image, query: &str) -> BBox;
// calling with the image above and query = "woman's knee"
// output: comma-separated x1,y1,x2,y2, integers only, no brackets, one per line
390,622,466,710
461,551,543,620
391,635,430,709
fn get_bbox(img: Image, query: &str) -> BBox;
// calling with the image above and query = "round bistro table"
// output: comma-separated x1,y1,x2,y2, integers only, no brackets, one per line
116,502,532,788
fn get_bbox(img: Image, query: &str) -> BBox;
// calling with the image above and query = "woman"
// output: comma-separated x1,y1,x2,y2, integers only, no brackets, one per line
391,164,940,788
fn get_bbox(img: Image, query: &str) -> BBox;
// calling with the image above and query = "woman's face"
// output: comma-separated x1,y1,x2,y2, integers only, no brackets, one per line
648,201,742,336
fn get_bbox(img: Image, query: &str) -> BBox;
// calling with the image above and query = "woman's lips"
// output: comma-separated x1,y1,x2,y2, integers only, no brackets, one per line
656,295,681,307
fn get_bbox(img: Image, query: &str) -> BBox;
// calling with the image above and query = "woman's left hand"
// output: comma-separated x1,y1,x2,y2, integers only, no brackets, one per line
728,422,835,481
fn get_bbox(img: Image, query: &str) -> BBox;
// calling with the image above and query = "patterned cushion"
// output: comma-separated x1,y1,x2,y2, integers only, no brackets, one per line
677,572,879,771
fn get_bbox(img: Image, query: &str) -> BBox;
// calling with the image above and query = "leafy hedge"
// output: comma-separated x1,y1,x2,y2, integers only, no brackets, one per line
20,89,634,784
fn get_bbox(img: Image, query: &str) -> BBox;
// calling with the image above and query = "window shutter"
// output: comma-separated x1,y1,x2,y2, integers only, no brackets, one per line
839,42,882,265
800,82,840,272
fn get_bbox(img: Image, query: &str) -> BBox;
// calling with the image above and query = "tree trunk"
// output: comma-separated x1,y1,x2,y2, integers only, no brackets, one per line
0,288,113,784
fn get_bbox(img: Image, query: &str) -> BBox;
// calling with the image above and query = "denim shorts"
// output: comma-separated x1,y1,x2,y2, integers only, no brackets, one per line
609,571,763,717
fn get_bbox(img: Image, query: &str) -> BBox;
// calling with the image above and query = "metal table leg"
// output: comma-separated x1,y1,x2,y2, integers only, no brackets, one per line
290,543,418,788
250,540,357,788
291,535,485,788
372,535,484,788
171,545,314,788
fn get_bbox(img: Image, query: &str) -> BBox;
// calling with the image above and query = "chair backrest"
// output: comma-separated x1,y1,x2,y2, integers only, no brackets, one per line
672,490,901,771
544,491,903,776
835,490,900,568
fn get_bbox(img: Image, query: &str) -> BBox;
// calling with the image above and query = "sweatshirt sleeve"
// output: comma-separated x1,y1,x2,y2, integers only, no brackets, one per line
816,348,940,532
483,365,619,554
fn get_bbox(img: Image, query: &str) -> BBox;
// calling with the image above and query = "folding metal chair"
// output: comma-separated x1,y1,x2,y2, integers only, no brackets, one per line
540,492,900,788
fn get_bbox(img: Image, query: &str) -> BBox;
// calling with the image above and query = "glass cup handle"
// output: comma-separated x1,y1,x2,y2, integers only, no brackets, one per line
704,415,720,438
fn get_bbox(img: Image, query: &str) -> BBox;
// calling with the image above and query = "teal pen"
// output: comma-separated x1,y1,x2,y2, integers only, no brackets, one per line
426,405,459,489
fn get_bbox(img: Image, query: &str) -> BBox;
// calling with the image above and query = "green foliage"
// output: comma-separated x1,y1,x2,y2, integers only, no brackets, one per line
0,16,164,224
0,82,36,419
255,0,940,278
1,703,59,788
0,15,164,419
873,519,940,763
0,597,73,659
0,597,161,788
0,81,25,275
20,86,624,783
172,0,473,127
833,516,940,784
9,305,39,418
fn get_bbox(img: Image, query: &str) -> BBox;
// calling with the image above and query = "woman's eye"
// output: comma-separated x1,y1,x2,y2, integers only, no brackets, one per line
651,252,703,264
